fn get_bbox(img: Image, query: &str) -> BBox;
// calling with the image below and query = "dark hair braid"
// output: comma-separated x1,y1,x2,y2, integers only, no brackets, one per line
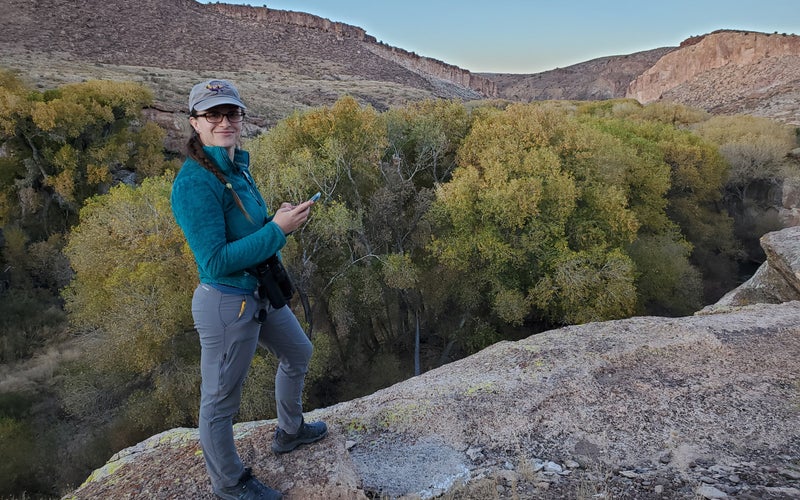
187,133,253,224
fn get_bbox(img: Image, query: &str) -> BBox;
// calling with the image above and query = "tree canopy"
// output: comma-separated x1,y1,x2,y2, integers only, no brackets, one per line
0,71,170,240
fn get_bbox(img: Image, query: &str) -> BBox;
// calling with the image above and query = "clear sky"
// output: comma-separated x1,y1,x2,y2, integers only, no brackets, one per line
202,1,800,74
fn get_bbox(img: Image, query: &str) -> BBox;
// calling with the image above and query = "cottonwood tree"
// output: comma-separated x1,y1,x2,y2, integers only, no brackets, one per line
429,103,641,336
61,174,199,430
638,114,738,302
580,100,739,304
248,97,471,396
248,96,390,396
693,114,797,201
376,99,471,373
693,114,798,267
0,74,181,494
0,73,169,240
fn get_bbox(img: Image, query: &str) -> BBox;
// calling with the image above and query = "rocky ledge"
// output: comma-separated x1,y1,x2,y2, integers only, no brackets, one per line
65,227,800,499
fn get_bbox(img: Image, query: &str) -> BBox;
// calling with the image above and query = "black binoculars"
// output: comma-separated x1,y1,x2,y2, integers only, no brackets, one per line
253,254,294,310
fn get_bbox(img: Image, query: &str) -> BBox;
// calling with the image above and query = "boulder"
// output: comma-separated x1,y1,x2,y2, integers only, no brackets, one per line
703,225,800,311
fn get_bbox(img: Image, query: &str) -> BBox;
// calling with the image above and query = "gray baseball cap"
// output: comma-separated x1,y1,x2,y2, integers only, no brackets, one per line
188,79,247,112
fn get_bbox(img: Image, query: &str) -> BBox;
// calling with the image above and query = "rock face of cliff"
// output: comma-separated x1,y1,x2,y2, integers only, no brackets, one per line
483,29,800,126
486,47,676,101
66,227,800,499
626,30,800,125
205,2,369,40
206,3,497,99
1,0,492,110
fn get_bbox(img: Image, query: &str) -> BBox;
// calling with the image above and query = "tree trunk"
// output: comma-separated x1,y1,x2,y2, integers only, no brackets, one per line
414,310,420,376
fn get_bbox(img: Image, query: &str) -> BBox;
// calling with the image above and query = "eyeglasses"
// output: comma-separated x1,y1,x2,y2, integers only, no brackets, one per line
194,110,246,123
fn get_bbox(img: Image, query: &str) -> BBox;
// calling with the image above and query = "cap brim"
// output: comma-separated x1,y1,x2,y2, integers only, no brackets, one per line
193,96,247,111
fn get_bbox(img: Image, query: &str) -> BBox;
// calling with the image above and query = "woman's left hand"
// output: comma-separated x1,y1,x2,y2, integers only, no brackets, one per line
272,200,314,234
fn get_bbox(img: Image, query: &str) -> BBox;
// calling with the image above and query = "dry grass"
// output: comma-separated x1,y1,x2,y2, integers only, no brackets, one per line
441,477,499,499
0,336,82,393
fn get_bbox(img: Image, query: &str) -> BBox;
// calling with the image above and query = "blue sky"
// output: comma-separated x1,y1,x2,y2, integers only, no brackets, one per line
202,1,800,73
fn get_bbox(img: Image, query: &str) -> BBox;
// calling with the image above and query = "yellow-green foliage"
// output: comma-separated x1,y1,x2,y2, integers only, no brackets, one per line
382,98,472,185
0,75,164,237
0,70,31,136
578,105,737,307
122,356,201,430
248,95,386,207
382,252,418,289
0,416,35,495
0,227,68,361
243,96,743,368
247,96,461,390
430,103,641,325
62,173,196,374
627,232,702,315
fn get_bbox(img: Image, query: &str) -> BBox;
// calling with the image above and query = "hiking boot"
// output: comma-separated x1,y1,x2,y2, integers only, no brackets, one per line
214,467,283,500
271,418,328,454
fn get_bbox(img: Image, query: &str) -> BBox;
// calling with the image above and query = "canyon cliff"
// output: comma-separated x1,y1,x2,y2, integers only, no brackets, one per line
205,2,497,98
485,29,800,126
626,30,800,125
3,2,799,126
1,0,494,122
486,47,676,102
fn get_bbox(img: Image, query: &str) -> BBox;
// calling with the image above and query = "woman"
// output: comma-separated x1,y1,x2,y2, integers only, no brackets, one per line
171,79,327,500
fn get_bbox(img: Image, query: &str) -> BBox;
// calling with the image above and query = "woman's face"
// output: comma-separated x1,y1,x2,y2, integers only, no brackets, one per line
189,104,244,154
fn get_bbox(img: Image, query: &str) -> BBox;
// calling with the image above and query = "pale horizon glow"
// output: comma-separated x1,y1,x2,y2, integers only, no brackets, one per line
201,0,800,74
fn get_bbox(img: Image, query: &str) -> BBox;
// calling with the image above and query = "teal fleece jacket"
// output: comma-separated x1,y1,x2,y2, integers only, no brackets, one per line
171,145,287,291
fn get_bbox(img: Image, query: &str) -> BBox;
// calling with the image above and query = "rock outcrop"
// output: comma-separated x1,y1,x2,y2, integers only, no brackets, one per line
627,30,800,103
204,2,369,41
67,226,800,499
703,225,800,310
626,30,800,125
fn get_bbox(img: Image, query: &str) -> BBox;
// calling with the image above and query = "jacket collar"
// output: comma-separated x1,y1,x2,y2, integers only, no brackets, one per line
202,145,250,174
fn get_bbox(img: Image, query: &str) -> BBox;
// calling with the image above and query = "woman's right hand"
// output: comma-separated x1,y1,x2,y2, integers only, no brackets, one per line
271,200,314,234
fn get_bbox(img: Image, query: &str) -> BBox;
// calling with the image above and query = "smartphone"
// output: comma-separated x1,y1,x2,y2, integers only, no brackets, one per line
309,192,321,202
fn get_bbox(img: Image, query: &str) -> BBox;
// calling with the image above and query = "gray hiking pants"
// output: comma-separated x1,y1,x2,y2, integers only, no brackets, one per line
192,283,313,490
